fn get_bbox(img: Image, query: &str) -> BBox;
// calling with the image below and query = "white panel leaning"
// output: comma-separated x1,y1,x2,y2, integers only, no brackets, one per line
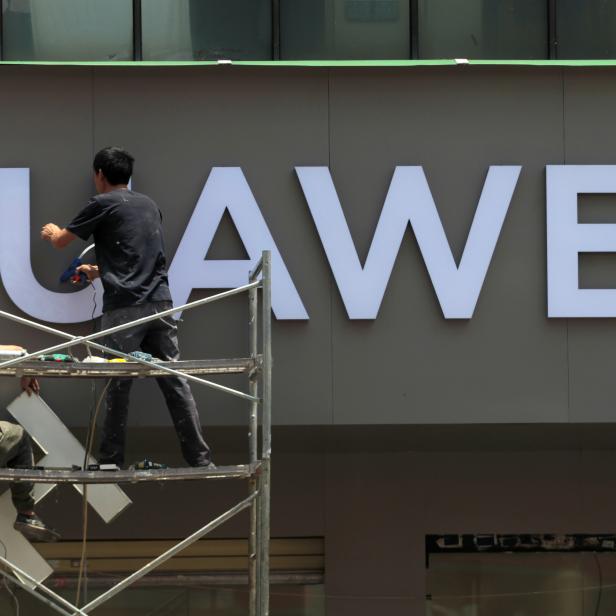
0,392,132,584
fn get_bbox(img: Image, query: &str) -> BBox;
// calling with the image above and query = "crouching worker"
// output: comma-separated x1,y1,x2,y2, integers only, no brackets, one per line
0,377,60,542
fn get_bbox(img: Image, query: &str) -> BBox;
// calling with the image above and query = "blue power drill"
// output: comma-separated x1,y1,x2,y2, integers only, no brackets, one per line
60,244,95,285
60,256,87,284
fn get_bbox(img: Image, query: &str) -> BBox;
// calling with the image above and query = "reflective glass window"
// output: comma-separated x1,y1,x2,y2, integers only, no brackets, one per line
1,0,132,61
281,0,410,60
557,0,616,59
428,552,614,616
142,0,272,61
14,583,326,615
418,0,547,59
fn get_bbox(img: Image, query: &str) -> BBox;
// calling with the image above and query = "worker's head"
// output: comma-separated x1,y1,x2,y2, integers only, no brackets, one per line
92,147,134,192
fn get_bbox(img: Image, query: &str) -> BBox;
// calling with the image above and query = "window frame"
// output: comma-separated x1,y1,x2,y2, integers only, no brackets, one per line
0,0,563,63
133,0,142,60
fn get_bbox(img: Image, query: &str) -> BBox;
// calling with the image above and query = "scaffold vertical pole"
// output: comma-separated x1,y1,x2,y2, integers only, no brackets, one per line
259,250,272,616
248,264,260,616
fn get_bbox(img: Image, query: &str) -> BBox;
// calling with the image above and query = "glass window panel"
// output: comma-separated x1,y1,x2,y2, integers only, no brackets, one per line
427,552,616,616
281,0,410,60
418,0,547,60
1,0,132,61
142,0,272,61
557,0,616,59
15,583,326,615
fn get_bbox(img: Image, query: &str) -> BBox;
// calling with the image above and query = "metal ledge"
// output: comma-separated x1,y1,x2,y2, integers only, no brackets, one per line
0,463,260,484
1,357,257,378
4,59,616,67
46,572,324,588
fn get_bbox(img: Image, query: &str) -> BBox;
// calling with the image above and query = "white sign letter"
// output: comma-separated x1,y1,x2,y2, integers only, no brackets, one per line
168,167,308,319
297,166,520,319
0,169,103,323
547,165,616,317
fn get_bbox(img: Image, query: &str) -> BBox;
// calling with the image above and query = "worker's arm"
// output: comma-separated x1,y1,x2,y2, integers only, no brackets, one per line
40,223,77,249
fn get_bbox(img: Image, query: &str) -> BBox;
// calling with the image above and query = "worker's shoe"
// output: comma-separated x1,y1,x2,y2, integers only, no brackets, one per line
14,512,60,543
195,460,216,470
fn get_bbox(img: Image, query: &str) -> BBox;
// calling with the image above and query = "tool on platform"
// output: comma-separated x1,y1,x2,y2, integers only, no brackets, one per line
128,351,161,363
38,353,76,362
87,463,120,471
59,244,95,285
130,459,168,471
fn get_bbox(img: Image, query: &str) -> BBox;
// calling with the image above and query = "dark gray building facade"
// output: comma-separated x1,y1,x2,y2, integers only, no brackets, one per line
1,62,616,615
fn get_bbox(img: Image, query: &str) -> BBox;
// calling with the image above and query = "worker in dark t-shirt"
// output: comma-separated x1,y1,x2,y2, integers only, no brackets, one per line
40,147,212,469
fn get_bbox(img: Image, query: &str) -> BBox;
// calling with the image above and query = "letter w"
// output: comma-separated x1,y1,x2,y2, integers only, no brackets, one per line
296,166,520,319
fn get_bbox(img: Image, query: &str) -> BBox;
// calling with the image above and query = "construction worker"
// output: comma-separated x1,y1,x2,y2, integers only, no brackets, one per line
40,147,212,469
2,377,60,542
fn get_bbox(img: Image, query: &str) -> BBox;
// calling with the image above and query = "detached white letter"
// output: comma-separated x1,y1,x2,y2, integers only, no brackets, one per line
547,165,616,317
297,166,520,319
169,167,308,319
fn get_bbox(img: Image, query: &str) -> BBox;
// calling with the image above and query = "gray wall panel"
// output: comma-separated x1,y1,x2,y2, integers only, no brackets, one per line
564,69,616,422
91,68,333,427
324,452,426,616
328,68,568,424
1,66,616,427
0,66,103,427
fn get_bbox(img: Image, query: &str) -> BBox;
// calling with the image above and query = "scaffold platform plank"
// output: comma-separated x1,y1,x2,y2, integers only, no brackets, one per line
0,463,259,484
0,358,257,378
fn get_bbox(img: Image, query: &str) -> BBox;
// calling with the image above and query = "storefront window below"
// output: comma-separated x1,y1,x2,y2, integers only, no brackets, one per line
2,584,326,615
427,553,615,615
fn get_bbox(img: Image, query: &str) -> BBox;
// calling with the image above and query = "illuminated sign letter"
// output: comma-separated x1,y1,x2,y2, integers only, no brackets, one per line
297,166,520,319
0,169,103,323
547,165,616,317
168,167,308,319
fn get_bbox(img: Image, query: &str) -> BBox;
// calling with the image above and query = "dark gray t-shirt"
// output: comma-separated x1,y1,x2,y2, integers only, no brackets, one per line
66,189,172,312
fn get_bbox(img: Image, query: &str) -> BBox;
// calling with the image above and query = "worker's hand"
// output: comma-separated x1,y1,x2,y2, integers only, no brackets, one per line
20,376,40,397
76,264,100,282
41,223,61,242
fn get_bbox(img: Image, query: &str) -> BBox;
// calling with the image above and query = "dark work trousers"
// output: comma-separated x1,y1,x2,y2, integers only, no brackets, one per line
0,421,35,513
99,301,211,467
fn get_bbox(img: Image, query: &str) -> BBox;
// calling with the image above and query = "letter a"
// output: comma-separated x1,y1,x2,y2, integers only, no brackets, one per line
169,167,308,319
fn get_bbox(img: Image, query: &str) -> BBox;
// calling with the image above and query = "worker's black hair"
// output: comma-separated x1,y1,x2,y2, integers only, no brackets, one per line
93,147,134,185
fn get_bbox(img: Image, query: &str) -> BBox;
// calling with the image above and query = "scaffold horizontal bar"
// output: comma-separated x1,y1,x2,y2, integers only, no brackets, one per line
0,357,257,378
46,572,324,589
0,280,260,371
0,463,260,484
0,310,260,401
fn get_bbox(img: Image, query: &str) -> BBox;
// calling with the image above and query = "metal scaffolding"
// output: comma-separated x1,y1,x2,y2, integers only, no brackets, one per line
0,251,272,616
